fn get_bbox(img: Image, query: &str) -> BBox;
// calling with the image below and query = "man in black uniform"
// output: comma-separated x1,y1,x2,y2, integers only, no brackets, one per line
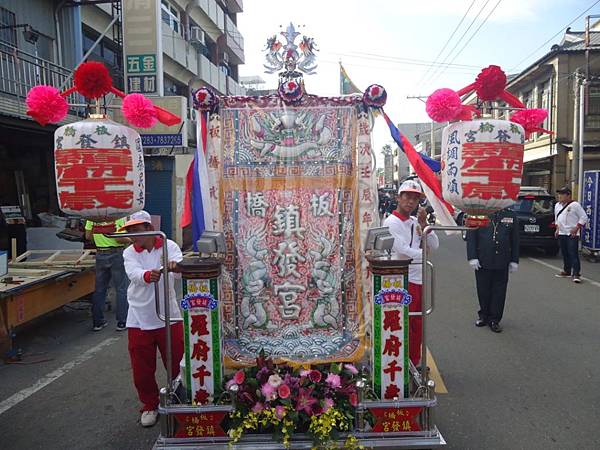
466,208,519,333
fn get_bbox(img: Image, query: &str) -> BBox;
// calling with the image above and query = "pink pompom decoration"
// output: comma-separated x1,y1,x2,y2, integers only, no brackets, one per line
25,85,68,126
510,108,547,129
510,108,549,138
426,88,462,122
122,93,158,128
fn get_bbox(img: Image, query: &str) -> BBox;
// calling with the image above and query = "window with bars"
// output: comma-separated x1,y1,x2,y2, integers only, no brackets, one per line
0,7,17,49
586,85,600,129
161,0,182,35
538,80,551,134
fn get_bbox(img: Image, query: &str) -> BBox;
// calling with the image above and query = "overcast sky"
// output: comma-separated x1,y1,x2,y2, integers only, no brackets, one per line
238,0,599,156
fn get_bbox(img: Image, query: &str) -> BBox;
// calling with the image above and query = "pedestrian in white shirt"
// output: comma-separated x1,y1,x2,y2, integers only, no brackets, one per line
554,186,588,283
383,179,439,366
119,210,184,427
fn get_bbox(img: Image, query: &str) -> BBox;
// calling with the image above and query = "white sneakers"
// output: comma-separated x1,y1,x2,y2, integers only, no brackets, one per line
141,410,159,427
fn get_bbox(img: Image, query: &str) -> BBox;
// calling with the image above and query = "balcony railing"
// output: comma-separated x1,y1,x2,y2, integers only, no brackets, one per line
227,75,246,96
224,15,244,64
197,0,225,33
0,43,82,120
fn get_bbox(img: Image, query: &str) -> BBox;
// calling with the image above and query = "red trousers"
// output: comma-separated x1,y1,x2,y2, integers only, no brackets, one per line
408,283,423,366
127,322,184,411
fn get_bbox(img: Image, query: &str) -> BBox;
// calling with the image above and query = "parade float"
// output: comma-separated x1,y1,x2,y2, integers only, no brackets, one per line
23,21,550,449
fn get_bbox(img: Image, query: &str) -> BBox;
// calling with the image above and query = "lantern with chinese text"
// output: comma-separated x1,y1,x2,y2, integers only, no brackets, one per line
54,115,145,221
441,119,525,226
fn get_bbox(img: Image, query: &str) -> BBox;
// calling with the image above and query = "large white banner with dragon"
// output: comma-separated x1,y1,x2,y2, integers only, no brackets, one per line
203,94,376,365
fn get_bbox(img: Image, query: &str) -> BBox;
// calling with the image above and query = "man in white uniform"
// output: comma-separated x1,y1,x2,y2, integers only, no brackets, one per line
120,210,184,427
384,180,439,366
554,186,588,283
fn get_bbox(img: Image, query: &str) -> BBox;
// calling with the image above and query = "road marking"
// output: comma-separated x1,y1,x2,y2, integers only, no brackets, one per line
427,347,448,394
528,257,600,288
0,337,119,416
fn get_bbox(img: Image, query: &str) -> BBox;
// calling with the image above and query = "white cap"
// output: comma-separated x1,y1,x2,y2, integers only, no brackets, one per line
118,210,152,231
398,179,424,196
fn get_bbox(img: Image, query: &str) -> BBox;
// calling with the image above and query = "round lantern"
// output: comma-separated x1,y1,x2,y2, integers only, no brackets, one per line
54,115,145,221
441,119,525,226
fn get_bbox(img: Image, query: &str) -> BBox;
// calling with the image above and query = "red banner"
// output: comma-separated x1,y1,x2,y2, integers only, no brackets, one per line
369,406,423,432
174,412,227,438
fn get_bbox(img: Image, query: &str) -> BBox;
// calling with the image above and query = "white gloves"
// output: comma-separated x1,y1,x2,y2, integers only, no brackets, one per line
509,262,519,273
468,259,481,270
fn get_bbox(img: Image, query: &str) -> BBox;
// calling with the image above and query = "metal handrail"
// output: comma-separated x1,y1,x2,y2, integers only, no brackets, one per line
0,44,81,110
106,230,176,392
420,224,473,383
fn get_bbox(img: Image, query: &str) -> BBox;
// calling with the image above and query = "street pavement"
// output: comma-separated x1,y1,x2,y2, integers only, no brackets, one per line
0,234,599,449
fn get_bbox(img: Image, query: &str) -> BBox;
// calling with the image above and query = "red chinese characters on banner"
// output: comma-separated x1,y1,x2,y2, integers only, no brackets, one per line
461,143,523,201
369,407,423,433
190,312,212,405
55,148,134,210
174,412,227,438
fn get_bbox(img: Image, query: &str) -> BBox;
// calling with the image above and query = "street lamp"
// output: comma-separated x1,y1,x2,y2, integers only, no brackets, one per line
0,24,40,45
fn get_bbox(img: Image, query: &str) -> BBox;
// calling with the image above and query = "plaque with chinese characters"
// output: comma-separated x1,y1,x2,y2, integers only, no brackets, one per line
181,279,222,405
204,96,377,364
372,274,410,399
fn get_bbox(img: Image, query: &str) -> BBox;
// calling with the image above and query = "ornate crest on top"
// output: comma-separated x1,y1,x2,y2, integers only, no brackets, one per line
264,23,318,80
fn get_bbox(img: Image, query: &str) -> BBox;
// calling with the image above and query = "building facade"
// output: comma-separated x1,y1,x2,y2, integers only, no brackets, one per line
0,0,245,247
505,25,600,195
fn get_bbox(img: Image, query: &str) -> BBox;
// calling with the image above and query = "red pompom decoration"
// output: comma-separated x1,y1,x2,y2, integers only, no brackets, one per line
510,108,550,139
474,65,507,101
122,93,158,128
73,61,113,99
426,88,462,122
25,85,68,126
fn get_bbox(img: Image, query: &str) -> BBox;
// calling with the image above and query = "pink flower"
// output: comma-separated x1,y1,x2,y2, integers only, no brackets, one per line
261,382,278,401
233,370,245,385
275,405,286,420
323,397,335,412
299,369,311,377
349,392,358,407
268,374,282,388
278,383,291,399
252,402,265,413
325,373,341,389
344,364,359,375
225,379,236,389
295,387,318,416
308,370,322,383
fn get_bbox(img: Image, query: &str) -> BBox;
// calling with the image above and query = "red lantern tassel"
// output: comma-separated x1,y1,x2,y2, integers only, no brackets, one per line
499,91,525,109
155,106,181,126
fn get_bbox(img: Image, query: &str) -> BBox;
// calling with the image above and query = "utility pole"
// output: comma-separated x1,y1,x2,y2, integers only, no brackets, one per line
572,70,582,196
406,95,435,156
578,78,587,203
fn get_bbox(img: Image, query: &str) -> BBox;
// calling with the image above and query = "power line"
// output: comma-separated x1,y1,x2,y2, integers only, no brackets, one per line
421,0,493,88
509,0,600,72
417,0,478,87
435,0,504,81
325,50,481,69
320,58,478,75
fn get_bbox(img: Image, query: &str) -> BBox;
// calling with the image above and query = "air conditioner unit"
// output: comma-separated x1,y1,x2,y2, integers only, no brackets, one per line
189,26,205,46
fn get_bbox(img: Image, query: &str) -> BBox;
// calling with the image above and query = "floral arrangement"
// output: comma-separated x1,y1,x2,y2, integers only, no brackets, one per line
224,351,370,449
278,79,304,104
362,84,387,108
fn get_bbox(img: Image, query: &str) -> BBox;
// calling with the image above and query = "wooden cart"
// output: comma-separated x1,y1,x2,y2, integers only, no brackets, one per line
0,250,96,356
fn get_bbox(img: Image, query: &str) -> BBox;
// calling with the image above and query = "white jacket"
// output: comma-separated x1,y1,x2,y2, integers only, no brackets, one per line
555,201,588,236
383,212,439,285
123,238,183,330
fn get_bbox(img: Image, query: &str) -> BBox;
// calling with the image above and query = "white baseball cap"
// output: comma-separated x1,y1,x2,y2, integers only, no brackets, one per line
398,179,424,196
118,210,152,231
